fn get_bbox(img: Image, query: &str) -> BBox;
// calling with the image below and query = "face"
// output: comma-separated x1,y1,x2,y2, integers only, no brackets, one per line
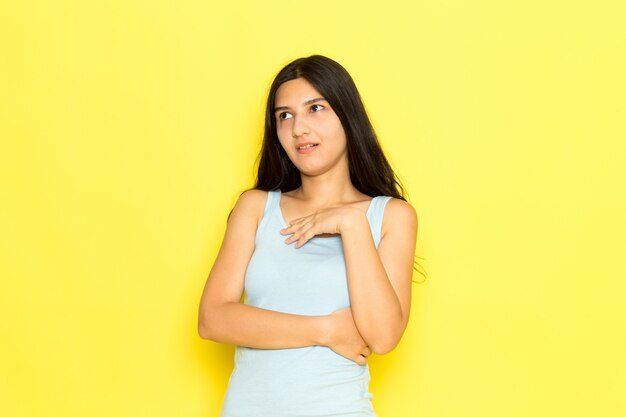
274,78,348,177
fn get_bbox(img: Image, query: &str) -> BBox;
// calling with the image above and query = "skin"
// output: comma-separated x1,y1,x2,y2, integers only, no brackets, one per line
198,77,418,363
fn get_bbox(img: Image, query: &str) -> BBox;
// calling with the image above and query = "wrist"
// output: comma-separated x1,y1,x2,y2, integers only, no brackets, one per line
338,208,368,234
315,315,332,346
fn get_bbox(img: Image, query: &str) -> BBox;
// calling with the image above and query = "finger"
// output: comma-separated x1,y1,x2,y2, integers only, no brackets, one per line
280,218,308,243
284,218,311,235
294,223,317,248
298,219,313,234
284,219,310,242
360,346,371,358
280,216,309,235
355,355,367,366
289,215,311,226
285,223,310,244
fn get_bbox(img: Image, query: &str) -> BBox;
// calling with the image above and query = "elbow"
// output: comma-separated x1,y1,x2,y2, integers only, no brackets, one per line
198,322,211,340
368,338,400,355
197,311,218,340
198,300,237,341
197,318,210,340
366,327,406,355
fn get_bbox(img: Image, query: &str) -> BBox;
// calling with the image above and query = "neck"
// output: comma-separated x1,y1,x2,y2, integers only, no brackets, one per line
295,164,361,205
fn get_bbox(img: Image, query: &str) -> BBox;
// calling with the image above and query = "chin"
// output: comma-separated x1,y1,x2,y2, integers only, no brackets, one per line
291,162,319,174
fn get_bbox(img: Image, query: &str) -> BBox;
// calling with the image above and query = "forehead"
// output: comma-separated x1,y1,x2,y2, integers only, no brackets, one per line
274,78,323,106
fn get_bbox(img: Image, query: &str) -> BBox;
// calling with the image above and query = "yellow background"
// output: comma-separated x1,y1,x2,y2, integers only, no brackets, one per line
1,1,625,416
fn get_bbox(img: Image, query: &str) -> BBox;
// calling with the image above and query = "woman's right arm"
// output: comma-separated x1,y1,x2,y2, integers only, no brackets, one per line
197,190,369,364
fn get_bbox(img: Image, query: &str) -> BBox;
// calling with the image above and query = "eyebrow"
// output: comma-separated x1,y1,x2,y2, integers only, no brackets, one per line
274,97,327,113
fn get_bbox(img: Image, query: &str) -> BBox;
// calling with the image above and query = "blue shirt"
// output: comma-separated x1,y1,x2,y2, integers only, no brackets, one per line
220,189,391,417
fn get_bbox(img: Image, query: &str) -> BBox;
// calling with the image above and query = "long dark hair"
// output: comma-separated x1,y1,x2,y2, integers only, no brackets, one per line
254,54,407,200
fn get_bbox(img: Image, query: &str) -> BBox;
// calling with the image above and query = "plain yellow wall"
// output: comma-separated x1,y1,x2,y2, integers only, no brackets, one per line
1,1,625,416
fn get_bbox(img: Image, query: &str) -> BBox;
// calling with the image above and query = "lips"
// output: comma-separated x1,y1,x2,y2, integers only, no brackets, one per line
295,142,319,154
296,142,319,150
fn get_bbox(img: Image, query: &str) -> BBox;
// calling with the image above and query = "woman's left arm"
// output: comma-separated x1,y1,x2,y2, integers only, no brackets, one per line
339,199,417,354
280,198,418,354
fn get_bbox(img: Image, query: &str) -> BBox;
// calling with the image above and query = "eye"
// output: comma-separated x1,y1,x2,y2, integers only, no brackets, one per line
310,104,324,112
278,111,293,121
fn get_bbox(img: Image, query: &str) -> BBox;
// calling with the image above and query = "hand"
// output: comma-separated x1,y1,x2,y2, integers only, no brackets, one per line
280,206,364,248
323,308,371,365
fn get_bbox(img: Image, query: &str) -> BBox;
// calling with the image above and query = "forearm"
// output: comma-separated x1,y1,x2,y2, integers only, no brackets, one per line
199,301,328,349
341,214,405,354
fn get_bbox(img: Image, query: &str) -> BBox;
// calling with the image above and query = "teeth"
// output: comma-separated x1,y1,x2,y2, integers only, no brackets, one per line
298,144,317,150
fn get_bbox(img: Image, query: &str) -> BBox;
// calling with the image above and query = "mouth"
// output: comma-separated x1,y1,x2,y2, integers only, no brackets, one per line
296,143,319,150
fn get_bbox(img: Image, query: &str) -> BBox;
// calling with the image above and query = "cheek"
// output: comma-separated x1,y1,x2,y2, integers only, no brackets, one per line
276,121,290,138
328,122,347,146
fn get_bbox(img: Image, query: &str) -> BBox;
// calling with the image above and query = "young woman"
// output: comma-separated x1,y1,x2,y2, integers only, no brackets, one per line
198,55,418,417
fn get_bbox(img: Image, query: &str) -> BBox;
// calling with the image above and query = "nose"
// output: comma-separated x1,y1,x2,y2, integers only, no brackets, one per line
291,114,310,138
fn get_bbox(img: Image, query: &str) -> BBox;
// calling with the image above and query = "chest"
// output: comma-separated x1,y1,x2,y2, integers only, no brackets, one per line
244,235,350,315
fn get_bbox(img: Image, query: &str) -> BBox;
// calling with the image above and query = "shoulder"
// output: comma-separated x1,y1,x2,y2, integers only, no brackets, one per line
236,188,269,207
381,198,418,239
229,189,270,227
383,198,417,220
